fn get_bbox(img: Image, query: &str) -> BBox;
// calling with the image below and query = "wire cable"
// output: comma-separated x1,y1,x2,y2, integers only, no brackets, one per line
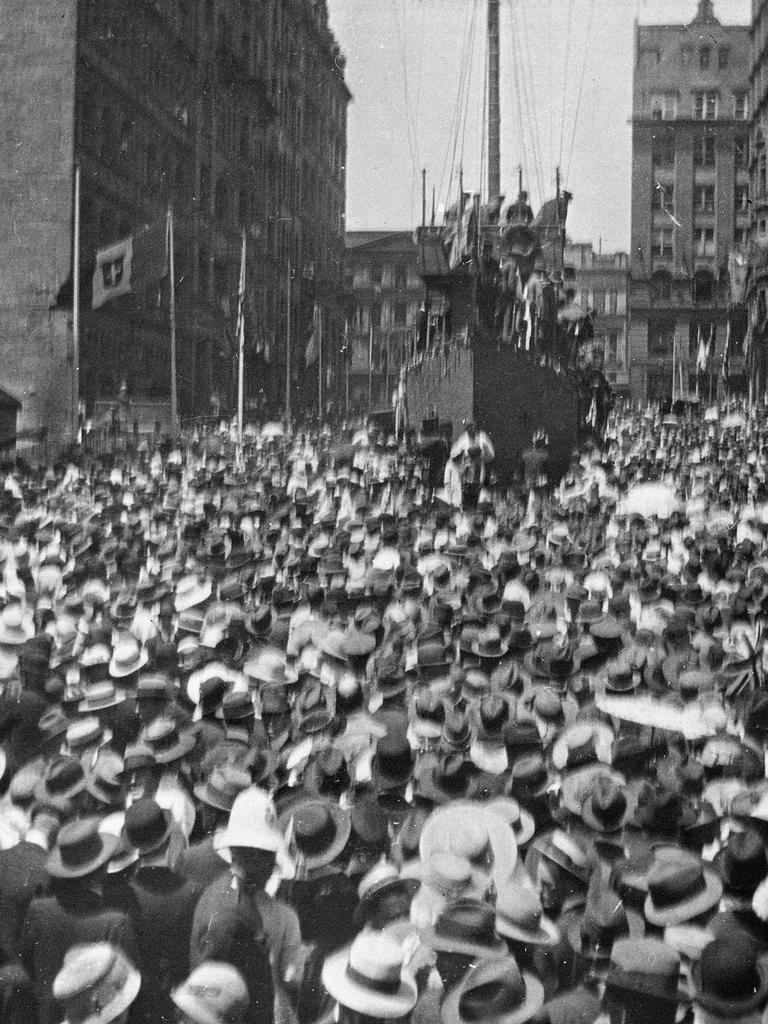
558,0,574,171
565,0,595,186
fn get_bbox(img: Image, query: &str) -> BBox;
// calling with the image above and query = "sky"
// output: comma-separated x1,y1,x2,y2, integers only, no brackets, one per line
326,0,750,252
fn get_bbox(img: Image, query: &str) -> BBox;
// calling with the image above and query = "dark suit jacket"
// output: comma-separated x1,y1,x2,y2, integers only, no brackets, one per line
0,841,49,963
176,834,227,893
19,888,137,1024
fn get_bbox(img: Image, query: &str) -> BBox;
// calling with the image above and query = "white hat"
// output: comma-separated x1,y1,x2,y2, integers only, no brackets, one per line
321,933,418,1019
214,786,287,855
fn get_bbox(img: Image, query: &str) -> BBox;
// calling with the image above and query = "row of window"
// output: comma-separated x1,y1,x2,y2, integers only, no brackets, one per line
577,290,626,316
352,265,422,290
649,269,719,305
649,91,748,121
651,225,730,260
647,320,720,359
353,301,421,331
652,182,750,214
639,42,733,72
652,134,748,169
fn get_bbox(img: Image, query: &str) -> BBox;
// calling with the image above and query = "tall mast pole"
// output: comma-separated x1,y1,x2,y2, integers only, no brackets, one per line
168,207,179,440
286,260,292,425
487,0,501,200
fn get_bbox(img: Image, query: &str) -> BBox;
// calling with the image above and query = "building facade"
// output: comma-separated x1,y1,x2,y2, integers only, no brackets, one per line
628,0,749,403
344,231,425,411
0,0,349,439
564,242,630,394
748,0,768,395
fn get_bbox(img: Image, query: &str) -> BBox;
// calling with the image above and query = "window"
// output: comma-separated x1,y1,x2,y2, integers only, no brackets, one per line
580,289,589,311
735,226,749,248
609,290,618,315
694,136,716,167
693,269,715,302
735,93,749,120
735,137,748,168
694,92,718,120
652,134,675,167
650,92,677,120
651,270,672,300
700,46,710,70
607,332,619,364
648,324,674,357
394,263,408,290
393,301,408,327
681,45,693,66
694,185,715,213
735,184,749,211
695,227,715,257
652,182,674,211
718,47,729,70
592,289,606,314
651,228,674,260
640,48,660,69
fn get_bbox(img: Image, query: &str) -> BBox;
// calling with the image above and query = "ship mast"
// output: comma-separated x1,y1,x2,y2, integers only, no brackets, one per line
487,0,500,200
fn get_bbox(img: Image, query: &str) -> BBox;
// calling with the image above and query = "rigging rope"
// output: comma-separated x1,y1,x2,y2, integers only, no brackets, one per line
508,1,531,207
458,0,480,181
440,0,479,214
565,0,596,186
392,0,419,210
558,0,574,171
514,0,546,204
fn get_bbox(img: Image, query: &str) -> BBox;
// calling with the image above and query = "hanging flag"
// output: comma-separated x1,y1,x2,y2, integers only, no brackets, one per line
696,324,707,372
721,317,732,386
586,395,597,427
728,250,748,305
92,219,167,309
305,304,319,366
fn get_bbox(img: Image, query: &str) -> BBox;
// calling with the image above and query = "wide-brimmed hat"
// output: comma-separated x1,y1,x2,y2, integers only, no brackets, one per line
172,962,249,1024
644,850,723,926
278,796,351,871
85,753,124,808
551,721,613,771
193,765,254,813
581,777,636,833
691,933,768,1017
78,681,127,714
141,718,196,765
108,637,148,678
566,893,644,963
440,957,544,1024
47,817,119,879
35,754,87,803
53,942,141,1024
242,647,298,687
421,896,508,958
174,574,213,612
415,752,477,805
321,933,418,1019
353,861,420,929
420,800,517,889
0,603,34,646
531,830,591,885
494,883,559,946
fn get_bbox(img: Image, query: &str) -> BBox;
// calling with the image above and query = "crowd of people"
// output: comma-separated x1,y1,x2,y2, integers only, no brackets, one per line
3,402,768,1024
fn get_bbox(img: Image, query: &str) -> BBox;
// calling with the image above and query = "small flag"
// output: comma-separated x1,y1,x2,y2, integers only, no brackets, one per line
305,305,319,366
696,325,707,372
92,237,132,308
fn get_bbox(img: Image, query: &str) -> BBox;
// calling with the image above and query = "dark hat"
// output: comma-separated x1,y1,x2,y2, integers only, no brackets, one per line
194,765,252,813
713,828,768,899
581,778,634,834
372,732,414,792
121,798,172,856
47,818,119,879
351,796,389,851
415,752,477,805
691,933,768,1017
421,897,507,958
278,797,351,871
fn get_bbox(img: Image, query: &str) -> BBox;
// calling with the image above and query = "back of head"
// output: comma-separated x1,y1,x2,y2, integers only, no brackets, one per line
199,908,274,1024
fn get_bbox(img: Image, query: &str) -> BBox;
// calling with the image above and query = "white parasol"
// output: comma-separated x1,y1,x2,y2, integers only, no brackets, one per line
617,482,680,519
595,692,727,741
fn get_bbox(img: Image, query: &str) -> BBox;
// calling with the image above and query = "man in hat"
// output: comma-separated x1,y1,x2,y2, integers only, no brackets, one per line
52,942,141,1024
19,818,137,1024
190,787,305,1012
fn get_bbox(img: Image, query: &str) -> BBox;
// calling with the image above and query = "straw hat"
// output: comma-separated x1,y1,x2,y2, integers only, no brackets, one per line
53,943,141,1024
440,957,544,1024
321,933,418,1019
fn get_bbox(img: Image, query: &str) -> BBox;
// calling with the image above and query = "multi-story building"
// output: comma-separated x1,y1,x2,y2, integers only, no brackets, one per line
628,0,749,403
344,231,425,411
748,1,768,393
564,242,630,394
0,0,349,439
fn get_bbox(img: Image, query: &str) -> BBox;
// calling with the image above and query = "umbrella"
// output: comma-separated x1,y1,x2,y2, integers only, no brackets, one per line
595,693,723,741
617,482,680,519
261,422,285,440
721,412,747,430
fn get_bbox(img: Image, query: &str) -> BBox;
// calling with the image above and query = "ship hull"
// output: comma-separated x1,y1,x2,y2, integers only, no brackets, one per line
405,341,583,485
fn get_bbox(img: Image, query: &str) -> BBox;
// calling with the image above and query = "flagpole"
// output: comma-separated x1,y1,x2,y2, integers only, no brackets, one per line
344,319,350,417
236,228,246,450
286,260,291,426
672,330,677,404
167,207,178,440
368,321,373,412
72,162,81,443
318,304,322,425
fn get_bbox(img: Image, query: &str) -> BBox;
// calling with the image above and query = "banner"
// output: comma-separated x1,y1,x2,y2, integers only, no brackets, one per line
92,220,168,309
